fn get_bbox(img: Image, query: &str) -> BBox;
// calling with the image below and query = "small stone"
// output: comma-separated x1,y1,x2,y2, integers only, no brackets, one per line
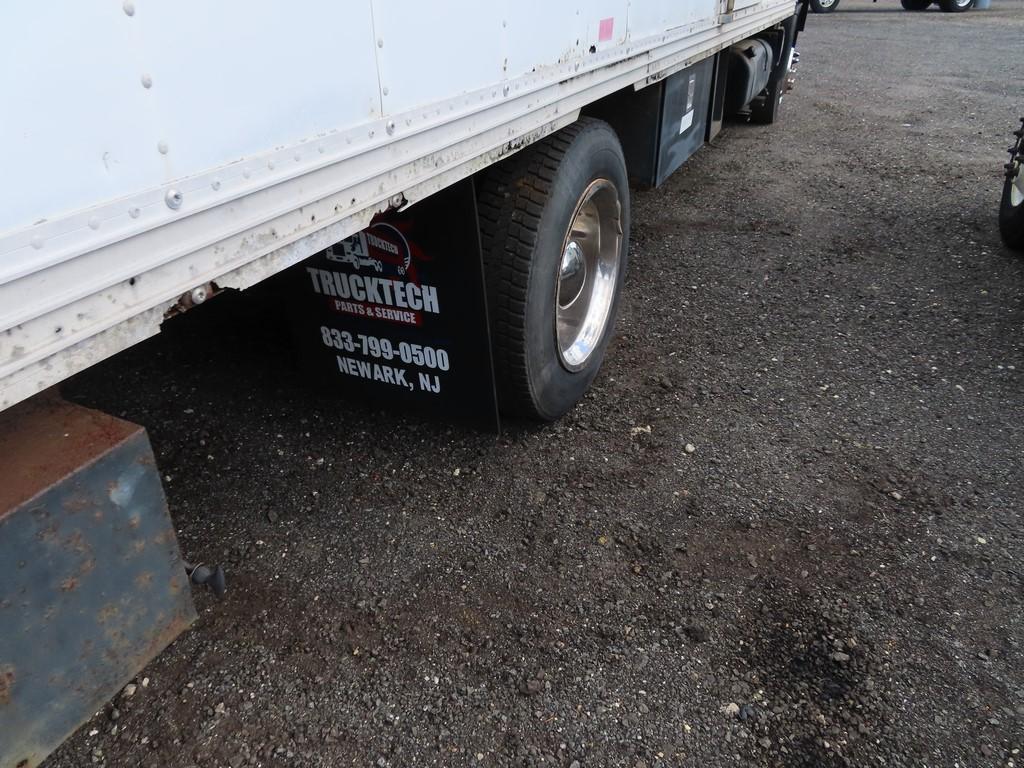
266,510,279,523
109,707,120,721
723,702,740,717
684,443,696,454
758,737,772,749
570,762,581,768
683,622,709,643
519,677,544,696
831,652,851,663
121,683,137,698
889,491,902,501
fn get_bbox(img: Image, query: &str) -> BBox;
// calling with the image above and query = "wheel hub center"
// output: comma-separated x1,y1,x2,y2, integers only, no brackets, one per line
558,241,587,307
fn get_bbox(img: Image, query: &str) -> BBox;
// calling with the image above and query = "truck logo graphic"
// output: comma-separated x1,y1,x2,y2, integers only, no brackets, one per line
326,234,384,272
326,224,414,276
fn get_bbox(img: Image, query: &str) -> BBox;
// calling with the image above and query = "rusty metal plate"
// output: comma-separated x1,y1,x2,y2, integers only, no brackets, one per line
0,396,196,768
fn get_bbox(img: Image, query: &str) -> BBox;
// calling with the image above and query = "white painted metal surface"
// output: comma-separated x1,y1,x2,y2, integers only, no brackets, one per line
0,0,795,411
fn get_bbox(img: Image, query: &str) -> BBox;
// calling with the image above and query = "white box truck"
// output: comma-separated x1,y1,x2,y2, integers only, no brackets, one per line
0,1,806,765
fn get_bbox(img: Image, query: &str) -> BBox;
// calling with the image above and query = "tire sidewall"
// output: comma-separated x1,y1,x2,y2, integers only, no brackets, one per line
522,124,630,420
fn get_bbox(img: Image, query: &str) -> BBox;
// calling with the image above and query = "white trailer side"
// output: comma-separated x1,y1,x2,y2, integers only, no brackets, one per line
0,0,796,411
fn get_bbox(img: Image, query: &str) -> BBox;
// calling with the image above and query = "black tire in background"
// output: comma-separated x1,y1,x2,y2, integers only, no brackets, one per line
901,0,932,9
476,119,630,420
938,0,974,11
810,0,840,12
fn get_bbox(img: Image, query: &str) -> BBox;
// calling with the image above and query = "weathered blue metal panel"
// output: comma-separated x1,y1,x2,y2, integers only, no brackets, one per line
0,397,196,768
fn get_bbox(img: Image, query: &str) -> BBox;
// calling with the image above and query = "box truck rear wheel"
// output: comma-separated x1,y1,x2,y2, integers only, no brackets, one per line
477,118,630,420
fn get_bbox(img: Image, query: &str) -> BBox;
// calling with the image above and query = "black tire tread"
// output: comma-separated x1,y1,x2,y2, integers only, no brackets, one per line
476,119,604,418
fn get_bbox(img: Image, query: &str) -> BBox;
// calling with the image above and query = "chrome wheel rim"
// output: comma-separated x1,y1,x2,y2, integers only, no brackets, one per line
818,0,837,7
555,179,622,372
1011,162,1024,208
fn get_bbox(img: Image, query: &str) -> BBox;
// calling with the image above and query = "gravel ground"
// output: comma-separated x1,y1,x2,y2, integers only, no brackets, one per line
49,4,1024,767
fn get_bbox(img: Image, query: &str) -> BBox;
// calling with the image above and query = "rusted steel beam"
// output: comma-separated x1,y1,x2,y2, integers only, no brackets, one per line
0,395,196,768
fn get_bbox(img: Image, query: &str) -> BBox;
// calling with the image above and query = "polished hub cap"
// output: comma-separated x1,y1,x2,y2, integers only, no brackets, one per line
1011,162,1024,208
555,179,622,372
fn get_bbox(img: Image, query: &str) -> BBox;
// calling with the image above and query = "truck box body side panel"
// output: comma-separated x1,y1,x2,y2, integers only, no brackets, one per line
628,0,720,39
0,1,381,236
372,0,628,116
0,0,796,412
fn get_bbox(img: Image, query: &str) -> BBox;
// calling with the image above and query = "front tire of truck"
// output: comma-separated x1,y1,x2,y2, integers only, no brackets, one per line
938,0,974,10
810,0,840,12
477,118,630,420
900,0,932,9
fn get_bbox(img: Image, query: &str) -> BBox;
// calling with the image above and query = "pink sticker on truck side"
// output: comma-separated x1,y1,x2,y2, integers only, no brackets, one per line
598,17,614,42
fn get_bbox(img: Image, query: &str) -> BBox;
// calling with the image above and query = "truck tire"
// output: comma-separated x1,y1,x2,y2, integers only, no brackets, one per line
1000,120,1024,252
901,0,932,9
749,16,798,125
810,0,840,12
477,118,630,420
938,0,974,10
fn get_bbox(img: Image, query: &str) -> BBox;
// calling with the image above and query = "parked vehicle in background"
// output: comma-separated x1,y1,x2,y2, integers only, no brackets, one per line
811,0,975,12
1001,117,1024,251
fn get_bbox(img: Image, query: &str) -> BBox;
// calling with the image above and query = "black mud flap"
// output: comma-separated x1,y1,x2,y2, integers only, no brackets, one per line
285,178,501,432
